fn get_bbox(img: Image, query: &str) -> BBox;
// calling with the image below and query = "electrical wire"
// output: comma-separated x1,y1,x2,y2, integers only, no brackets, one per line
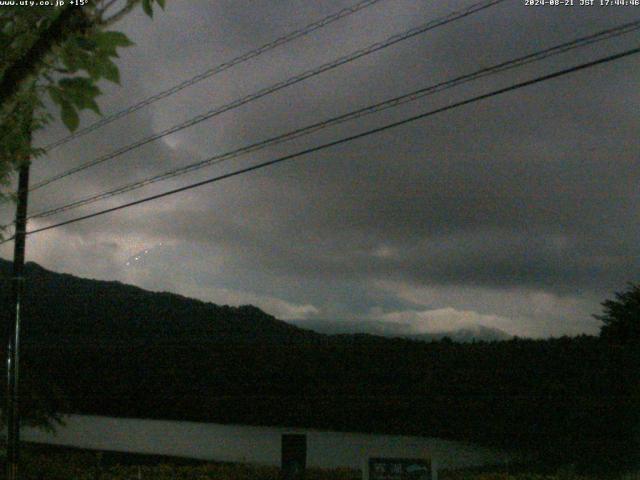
41,0,388,151
23,18,640,222
0,44,634,245
30,0,506,191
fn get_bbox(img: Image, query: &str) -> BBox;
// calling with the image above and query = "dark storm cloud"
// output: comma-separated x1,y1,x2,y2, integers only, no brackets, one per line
2,0,638,337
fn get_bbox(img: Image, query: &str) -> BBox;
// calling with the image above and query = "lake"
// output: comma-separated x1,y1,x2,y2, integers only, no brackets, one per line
21,414,513,470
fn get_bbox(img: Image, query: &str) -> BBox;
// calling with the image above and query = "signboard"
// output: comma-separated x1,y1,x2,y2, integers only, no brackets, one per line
281,434,307,480
367,457,433,480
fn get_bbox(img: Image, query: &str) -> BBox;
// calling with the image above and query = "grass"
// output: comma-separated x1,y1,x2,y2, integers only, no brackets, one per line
1,443,637,479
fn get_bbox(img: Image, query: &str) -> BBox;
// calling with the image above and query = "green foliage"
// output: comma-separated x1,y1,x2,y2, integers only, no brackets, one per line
595,283,640,344
0,0,166,427
14,447,359,480
0,8,52,71
45,26,130,131
0,1,167,202
0,86,44,203
143,0,166,18
11,446,635,480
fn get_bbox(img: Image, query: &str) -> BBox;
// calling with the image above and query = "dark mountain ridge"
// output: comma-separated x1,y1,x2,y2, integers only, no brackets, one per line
1,258,637,471
0,258,321,345
1,259,503,347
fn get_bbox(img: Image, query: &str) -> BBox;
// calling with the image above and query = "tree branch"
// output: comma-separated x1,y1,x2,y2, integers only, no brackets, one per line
0,6,92,117
96,0,122,20
99,0,142,27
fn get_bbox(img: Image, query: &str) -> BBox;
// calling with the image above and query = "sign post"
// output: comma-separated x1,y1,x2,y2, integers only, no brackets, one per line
366,457,435,480
281,434,307,480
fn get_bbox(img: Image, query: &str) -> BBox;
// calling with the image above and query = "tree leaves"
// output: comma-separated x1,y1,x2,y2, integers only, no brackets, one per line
99,59,120,84
60,100,79,132
94,30,134,55
1,7,140,134
48,76,103,131
595,283,640,344
46,28,136,130
58,77,101,114
0,1,165,199
143,0,166,18
142,0,153,17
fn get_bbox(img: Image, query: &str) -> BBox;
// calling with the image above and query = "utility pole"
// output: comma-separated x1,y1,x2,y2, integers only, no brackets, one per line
6,150,31,480
2,10,91,475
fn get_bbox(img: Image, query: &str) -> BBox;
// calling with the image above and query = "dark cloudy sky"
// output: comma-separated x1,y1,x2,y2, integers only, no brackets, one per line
1,0,639,338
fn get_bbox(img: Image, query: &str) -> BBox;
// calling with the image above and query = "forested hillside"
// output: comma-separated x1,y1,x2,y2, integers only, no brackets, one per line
1,259,637,471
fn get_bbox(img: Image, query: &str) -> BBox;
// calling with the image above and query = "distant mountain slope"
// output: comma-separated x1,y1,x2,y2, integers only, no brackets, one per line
406,325,512,343
290,319,512,343
0,258,508,346
1,258,634,469
0,259,321,345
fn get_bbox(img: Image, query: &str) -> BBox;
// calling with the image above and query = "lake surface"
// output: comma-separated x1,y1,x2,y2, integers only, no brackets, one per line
22,414,511,470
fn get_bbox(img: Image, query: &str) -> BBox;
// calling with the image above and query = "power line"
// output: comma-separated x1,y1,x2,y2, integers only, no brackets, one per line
30,0,506,191
40,0,387,151
23,19,640,222
2,44,635,244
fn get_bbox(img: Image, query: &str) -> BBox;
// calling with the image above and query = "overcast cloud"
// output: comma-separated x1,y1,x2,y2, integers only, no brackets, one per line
1,0,639,338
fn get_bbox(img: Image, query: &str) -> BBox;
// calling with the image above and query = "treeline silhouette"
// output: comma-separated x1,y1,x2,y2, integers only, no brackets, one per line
1,260,638,471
